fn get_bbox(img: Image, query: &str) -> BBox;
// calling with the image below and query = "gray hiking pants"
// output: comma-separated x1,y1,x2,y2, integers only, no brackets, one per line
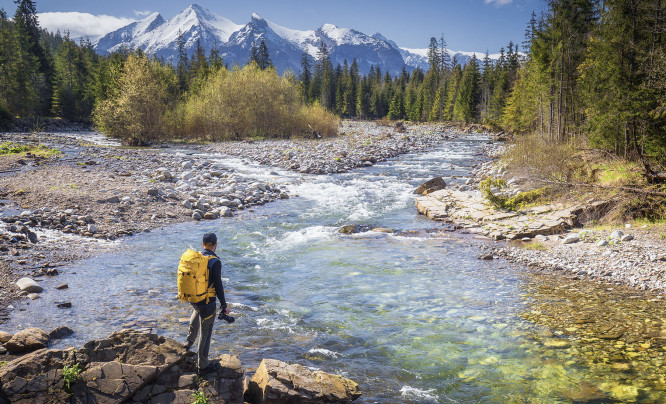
186,300,216,369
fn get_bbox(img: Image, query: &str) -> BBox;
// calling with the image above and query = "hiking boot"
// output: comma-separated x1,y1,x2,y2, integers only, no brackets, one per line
196,362,222,375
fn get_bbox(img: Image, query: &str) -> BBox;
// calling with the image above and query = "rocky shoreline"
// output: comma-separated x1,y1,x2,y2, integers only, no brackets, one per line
0,328,360,403
415,144,666,294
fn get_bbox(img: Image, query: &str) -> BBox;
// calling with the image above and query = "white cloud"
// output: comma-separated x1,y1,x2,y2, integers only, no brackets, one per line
134,10,153,18
484,0,514,5
37,12,136,40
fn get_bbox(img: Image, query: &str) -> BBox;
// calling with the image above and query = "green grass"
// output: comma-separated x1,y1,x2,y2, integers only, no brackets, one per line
62,363,82,390
0,142,61,158
0,361,7,367
192,391,210,404
479,177,550,211
523,242,547,251
594,161,643,186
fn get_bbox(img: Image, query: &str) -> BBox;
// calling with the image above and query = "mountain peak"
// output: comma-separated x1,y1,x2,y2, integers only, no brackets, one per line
182,3,216,21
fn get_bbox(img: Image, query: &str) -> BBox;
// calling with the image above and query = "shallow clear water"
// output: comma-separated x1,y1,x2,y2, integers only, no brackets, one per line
7,136,666,403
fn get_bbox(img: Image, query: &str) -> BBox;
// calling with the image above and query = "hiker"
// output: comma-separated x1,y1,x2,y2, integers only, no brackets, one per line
181,232,229,374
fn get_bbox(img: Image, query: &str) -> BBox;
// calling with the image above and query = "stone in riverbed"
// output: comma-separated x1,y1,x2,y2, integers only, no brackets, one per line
0,331,12,343
414,177,447,195
562,233,580,244
245,358,361,404
27,293,40,300
478,253,494,260
610,230,624,240
4,327,49,354
48,326,74,340
192,211,202,221
620,234,634,242
543,339,571,349
16,277,43,293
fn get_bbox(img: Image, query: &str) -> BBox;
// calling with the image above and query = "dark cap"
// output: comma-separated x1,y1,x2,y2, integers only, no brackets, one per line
202,233,217,246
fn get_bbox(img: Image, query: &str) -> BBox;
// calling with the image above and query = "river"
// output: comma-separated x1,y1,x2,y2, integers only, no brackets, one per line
6,134,666,403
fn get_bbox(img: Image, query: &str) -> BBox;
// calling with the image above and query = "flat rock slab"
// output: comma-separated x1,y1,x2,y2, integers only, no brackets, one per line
415,189,604,240
246,358,360,404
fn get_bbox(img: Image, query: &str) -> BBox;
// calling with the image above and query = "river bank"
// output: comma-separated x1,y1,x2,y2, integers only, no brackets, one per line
416,144,666,294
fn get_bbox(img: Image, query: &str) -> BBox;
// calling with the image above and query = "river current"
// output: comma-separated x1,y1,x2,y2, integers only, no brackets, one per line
6,135,666,403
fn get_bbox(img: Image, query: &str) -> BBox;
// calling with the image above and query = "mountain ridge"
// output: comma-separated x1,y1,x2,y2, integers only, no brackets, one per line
93,3,498,74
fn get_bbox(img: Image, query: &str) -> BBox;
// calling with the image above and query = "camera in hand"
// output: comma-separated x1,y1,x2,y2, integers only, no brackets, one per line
218,312,235,324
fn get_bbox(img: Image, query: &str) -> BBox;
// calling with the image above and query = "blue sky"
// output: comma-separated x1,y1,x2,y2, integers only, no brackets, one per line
0,0,546,52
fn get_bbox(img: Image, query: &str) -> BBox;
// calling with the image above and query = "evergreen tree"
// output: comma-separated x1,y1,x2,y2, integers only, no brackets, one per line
453,55,481,123
249,41,259,65
176,30,189,92
299,52,312,102
315,41,334,109
256,39,272,70
13,0,52,115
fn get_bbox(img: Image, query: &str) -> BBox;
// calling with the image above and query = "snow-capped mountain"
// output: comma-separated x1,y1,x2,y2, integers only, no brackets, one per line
95,4,242,62
94,4,495,74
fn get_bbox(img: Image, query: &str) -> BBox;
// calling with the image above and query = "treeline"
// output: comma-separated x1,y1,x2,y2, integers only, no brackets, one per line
0,2,99,123
299,37,521,126
504,0,665,162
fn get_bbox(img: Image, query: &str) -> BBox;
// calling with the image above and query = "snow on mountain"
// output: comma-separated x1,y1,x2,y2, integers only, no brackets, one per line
95,4,242,61
398,47,502,71
94,4,498,74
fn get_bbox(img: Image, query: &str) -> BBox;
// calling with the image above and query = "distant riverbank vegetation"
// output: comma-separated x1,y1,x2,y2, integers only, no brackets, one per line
0,0,664,168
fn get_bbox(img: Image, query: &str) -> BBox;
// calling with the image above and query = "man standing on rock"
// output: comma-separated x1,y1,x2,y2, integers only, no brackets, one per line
184,232,229,374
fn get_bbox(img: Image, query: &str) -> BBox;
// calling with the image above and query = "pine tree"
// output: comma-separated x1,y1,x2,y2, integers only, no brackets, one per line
315,41,334,109
249,41,259,65
257,39,272,70
427,37,441,76
13,0,52,115
176,30,189,92
299,52,312,102
453,55,481,123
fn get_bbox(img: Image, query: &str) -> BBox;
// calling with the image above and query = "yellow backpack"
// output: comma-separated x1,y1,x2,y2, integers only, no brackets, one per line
177,249,217,304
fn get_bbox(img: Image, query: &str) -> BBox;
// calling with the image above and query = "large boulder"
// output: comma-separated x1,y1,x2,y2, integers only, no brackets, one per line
4,328,49,354
0,347,75,403
245,358,361,404
0,330,245,404
414,177,447,195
